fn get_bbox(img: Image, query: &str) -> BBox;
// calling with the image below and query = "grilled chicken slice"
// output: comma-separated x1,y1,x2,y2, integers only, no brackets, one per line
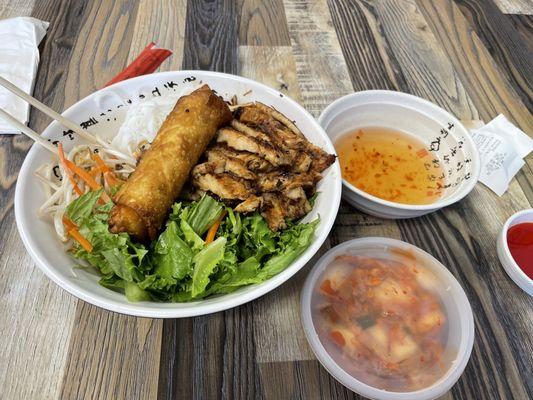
283,196,312,221
258,171,322,193
192,170,253,201
261,193,287,231
200,155,257,181
235,104,335,173
216,128,289,167
305,143,336,172
253,102,305,139
206,144,275,173
259,191,311,230
234,195,262,213
236,107,302,154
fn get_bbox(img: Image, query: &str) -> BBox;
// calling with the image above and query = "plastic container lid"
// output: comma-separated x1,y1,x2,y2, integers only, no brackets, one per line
301,237,474,400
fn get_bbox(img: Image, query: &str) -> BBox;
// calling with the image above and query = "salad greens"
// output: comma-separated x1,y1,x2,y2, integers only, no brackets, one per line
67,191,318,302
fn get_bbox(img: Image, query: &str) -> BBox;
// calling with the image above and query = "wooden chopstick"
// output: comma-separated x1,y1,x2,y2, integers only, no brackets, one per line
0,107,58,154
0,75,101,146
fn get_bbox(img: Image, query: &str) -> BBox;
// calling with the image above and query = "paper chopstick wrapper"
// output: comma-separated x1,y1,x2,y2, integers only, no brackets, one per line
470,115,533,196
0,17,49,134
104,42,172,87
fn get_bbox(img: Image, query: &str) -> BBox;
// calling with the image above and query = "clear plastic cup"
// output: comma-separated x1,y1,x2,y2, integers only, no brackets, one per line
301,237,474,400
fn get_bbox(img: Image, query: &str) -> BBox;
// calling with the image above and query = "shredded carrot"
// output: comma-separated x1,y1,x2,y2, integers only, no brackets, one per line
91,153,111,173
63,157,111,203
58,143,83,196
92,153,124,188
62,216,77,231
103,171,124,188
205,211,227,244
63,158,100,190
88,166,104,177
67,228,93,252
62,216,93,252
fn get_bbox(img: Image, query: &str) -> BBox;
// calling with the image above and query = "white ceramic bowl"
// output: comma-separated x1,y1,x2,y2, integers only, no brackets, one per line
14,70,342,318
497,209,533,296
301,237,475,400
318,91,481,219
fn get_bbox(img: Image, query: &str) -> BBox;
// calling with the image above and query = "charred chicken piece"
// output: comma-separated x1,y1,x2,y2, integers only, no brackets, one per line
187,102,335,231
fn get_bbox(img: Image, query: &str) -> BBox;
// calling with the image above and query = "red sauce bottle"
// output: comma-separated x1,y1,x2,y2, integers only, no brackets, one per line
507,222,533,280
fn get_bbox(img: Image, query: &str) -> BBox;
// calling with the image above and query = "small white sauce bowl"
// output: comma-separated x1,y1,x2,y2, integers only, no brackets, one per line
319,91,481,219
497,209,533,296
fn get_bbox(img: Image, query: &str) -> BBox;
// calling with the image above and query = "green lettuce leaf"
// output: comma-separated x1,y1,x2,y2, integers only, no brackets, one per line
206,256,262,295
182,194,225,235
259,218,319,279
152,221,193,281
125,281,151,302
66,189,102,224
180,219,205,251
191,236,226,297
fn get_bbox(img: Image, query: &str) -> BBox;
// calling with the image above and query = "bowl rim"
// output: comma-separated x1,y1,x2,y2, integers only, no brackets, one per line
318,90,481,211
497,209,533,294
301,237,475,400
14,70,342,318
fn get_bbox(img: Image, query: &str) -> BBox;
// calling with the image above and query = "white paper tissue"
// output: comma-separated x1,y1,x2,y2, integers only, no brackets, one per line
471,115,533,196
0,17,49,134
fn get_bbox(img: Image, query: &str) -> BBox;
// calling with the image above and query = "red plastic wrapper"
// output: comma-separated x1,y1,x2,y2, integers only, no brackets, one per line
104,42,172,87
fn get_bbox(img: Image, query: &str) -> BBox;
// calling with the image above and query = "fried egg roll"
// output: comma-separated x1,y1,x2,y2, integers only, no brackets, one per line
109,85,232,241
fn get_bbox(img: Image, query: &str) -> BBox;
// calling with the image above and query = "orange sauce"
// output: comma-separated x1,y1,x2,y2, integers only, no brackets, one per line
335,127,445,205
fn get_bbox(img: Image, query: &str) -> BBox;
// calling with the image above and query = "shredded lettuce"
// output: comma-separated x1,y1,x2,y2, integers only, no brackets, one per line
67,193,318,302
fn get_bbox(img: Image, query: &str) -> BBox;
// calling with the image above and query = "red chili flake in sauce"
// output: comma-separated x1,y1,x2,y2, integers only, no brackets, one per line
507,222,533,279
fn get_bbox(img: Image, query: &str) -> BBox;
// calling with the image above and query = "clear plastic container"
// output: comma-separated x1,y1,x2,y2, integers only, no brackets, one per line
301,237,474,400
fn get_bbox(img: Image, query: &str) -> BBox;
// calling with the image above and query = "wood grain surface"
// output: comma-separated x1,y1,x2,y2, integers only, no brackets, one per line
0,0,531,399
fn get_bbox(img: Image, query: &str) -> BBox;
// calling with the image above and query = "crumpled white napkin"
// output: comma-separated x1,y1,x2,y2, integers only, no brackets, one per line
470,114,533,196
0,17,49,134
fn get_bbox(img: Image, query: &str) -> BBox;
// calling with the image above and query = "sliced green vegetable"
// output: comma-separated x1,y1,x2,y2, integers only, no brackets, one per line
184,194,225,235
152,221,193,281
125,281,151,302
66,189,102,224
191,237,226,297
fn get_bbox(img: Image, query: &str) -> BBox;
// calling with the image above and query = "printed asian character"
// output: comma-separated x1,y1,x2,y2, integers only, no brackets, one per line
80,117,98,130
152,87,161,97
429,137,441,151
62,129,75,140
440,128,449,138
